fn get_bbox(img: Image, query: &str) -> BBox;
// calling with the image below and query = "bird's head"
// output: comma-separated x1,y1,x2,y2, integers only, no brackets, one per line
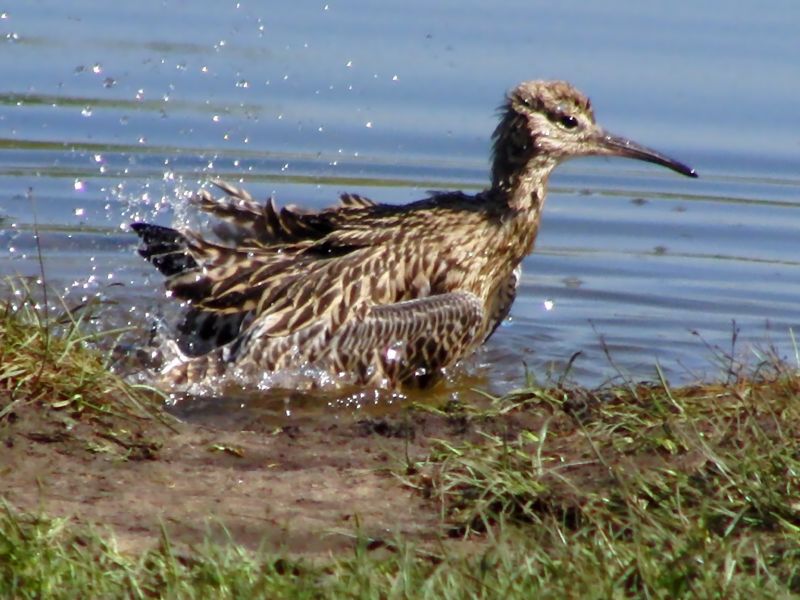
491,80,696,189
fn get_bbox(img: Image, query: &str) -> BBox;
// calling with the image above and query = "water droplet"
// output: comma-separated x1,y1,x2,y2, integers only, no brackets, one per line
345,60,352,67
103,77,116,88
212,114,220,122
543,299,555,311
74,207,85,217
73,179,85,191
392,74,399,81
365,121,372,128
81,106,93,117
235,79,249,89
91,63,102,74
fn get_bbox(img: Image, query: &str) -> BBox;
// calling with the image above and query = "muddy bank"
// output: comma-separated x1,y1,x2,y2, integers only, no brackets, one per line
1,396,520,557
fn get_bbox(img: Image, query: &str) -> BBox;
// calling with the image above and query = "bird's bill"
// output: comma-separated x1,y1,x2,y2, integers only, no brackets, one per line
598,132,698,178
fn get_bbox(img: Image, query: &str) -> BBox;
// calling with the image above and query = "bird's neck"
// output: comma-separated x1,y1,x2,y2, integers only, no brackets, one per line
482,154,557,276
490,109,558,212
497,160,552,212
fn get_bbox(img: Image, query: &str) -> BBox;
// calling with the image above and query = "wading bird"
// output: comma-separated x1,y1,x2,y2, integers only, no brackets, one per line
133,80,697,390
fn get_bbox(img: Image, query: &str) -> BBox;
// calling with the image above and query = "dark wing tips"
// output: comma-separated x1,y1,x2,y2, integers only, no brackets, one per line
131,222,197,276
130,222,183,247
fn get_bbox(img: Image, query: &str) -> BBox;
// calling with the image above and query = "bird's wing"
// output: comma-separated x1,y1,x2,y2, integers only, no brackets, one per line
132,177,388,309
132,183,476,355
327,291,486,385
192,180,379,246
161,292,486,388
132,211,411,352
195,179,335,245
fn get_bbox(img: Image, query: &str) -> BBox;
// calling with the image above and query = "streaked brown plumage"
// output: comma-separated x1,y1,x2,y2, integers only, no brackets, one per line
133,80,697,390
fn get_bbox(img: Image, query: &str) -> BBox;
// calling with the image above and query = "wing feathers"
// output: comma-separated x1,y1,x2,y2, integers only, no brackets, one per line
130,223,197,277
329,292,485,385
133,180,495,385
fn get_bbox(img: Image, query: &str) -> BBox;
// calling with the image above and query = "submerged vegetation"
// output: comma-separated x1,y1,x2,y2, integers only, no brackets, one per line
1,280,800,597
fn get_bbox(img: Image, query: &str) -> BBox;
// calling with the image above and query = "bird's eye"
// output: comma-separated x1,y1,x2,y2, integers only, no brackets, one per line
559,114,579,129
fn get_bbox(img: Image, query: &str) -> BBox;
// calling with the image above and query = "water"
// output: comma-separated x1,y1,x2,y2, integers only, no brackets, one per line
2,1,799,419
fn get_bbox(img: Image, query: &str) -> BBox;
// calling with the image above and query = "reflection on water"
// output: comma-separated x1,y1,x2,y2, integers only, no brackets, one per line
2,1,800,426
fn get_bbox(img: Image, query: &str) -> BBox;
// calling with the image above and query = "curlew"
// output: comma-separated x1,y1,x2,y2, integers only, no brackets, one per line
132,80,697,390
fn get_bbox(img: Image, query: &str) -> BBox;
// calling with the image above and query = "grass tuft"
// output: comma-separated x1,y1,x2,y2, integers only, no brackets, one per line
0,278,171,457
405,376,800,596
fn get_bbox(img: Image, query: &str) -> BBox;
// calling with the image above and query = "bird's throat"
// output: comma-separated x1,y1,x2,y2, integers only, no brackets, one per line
505,170,548,213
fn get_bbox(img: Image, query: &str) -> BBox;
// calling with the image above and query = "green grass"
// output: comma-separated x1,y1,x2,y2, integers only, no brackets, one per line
0,505,317,599
404,377,800,597
0,505,491,599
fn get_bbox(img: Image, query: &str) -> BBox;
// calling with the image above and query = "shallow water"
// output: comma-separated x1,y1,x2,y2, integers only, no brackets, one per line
2,1,799,421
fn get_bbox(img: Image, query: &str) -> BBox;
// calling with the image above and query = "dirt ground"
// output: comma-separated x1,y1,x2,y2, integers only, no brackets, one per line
1,396,547,558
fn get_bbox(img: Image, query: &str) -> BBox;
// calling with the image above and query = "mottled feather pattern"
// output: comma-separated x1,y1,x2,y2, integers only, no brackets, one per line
166,291,485,389
133,183,513,388
132,80,697,390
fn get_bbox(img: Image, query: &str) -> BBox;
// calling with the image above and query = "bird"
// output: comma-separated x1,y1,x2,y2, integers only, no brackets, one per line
132,80,697,391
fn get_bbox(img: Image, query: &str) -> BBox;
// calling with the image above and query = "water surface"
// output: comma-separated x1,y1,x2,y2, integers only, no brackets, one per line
2,1,799,421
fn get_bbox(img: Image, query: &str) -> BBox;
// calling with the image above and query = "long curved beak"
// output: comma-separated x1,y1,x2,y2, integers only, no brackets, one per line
598,131,698,178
